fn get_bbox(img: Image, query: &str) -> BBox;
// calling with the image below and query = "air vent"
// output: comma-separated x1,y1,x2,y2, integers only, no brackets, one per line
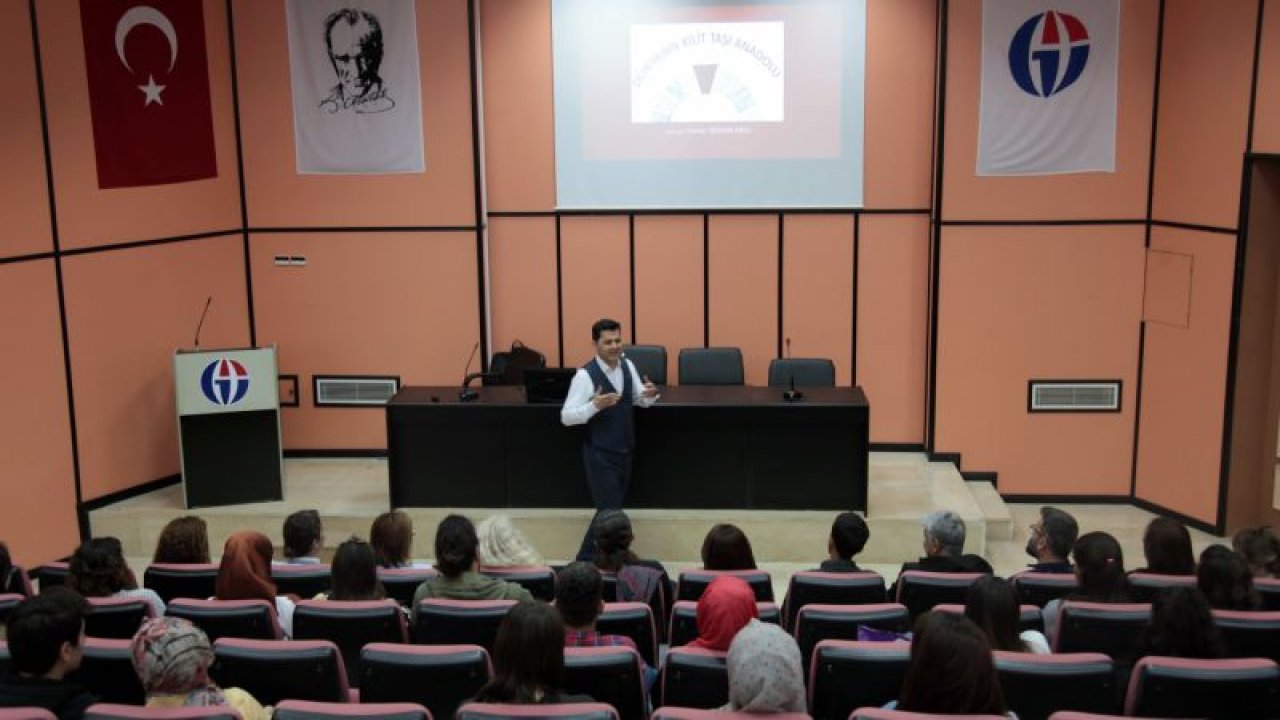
1028,380,1121,413
313,376,400,407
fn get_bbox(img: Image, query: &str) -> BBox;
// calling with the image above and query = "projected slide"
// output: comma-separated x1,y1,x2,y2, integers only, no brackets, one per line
553,0,865,209
630,22,785,124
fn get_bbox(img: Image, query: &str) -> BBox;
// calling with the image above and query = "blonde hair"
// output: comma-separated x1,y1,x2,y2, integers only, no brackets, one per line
476,514,543,567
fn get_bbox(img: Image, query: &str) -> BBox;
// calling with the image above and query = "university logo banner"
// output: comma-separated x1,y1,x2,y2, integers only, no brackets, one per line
80,0,218,188
977,0,1119,176
286,0,425,174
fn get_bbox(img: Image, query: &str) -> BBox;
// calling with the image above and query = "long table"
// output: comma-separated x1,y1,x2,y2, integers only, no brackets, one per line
386,385,869,510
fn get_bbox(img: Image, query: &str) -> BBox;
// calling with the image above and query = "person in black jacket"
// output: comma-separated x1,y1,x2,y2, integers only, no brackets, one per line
0,588,97,720
889,511,993,599
819,512,870,572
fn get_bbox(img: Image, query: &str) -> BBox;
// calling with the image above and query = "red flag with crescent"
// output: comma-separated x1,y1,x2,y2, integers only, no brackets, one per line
80,0,217,188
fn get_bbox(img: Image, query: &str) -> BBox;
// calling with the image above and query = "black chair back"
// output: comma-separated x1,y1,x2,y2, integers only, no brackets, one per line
793,603,909,676
994,651,1118,720
84,598,150,639
622,345,667,386
564,647,646,720
895,571,986,619
1214,610,1280,663
677,348,744,386
782,571,886,629
166,599,281,642
1011,572,1078,607
359,643,491,720
378,568,437,608
596,602,658,667
34,563,69,592
211,639,348,705
767,358,836,387
271,565,332,599
1126,657,1280,719
477,566,556,601
1055,602,1150,666
67,639,146,705
144,564,219,603
808,640,909,720
413,599,516,649
292,600,409,686
659,647,728,709
676,570,773,602
1127,572,1196,603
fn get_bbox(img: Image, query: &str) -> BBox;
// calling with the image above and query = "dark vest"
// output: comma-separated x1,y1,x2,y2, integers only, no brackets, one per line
583,358,635,452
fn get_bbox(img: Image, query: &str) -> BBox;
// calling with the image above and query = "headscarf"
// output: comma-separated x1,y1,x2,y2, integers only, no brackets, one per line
725,619,806,713
130,617,228,706
216,531,277,603
476,514,543,567
687,575,758,651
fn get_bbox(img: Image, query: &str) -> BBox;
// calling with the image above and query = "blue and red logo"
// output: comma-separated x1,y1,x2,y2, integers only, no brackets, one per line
1008,10,1090,97
200,358,250,405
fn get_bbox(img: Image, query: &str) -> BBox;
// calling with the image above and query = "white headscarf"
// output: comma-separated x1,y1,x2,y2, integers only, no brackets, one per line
725,619,806,713
476,514,543,567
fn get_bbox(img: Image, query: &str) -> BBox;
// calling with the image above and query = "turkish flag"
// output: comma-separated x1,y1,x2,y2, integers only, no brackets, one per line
80,0,217,188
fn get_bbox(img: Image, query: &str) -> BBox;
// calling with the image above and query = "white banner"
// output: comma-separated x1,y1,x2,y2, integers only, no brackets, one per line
287,0,425,174
978,0,1118,176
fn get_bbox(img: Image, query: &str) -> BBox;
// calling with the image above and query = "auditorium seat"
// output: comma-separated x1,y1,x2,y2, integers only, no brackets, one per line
993,651,1117,720
212,638,350,705
1125,572,1196,603
894,571,986,619
0,709,57,720
83,596,153,639
931,603,1045,634
84,706,239,720
1052,602,1149,665
144,563,219,604
563,646,646,720
5,567,34,597
849,710,1007,719
1009,571,1077,608
413,599,516,649
651,710,810,720
34,562,69,592
1213,609,1280,663
1124,656,1279,718
808,640,910,720
793,604,909,675
274,701,431,720
0,594,24,627
477,565,556,601
676,569,774,602
66,638,146,705
1045,714,1127,720
292,599,409,686
668,600,780,648
166,598,282,641
677,347,744,386
782,571,886,629
767,357,836,387
622,344,667,385
1255,577,1280,610
596,601,658,667
0,641,10,677
659,646,729,709
358,643,491,720
272,564,332,599
377,567,437,608
455,703,617,720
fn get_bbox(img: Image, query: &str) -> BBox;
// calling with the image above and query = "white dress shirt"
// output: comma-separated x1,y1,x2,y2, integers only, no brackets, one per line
561,356,658,426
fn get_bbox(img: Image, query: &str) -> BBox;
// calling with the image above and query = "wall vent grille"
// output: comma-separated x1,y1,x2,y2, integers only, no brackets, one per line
313,376,400,407
1028,381,1121,413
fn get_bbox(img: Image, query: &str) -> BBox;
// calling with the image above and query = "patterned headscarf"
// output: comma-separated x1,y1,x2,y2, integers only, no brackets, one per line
130,617,227,705
216,531,277,603
687,575,758,651
477,514,543,567
725,619,806,713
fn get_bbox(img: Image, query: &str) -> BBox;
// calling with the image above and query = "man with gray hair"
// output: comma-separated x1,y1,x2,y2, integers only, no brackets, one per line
889,510,993,598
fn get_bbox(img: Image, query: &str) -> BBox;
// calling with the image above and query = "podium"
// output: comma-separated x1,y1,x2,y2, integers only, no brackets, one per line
174,347,283,508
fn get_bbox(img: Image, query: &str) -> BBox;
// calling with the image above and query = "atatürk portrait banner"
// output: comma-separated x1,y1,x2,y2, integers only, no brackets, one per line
286,0,425,174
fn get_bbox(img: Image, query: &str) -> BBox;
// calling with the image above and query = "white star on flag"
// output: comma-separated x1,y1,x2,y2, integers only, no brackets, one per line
138,74,166,106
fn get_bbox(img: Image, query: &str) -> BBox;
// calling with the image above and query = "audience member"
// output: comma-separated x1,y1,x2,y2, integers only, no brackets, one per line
370,510,419,569
555,562,654,687
1136,516,1195,575
412,515,533,621
1043,531,1131,641
687,575,758,651
472,601,592,705
1025,506,1078,573
215,531,295,638
1232,526,1280,579
129,616,268,720
701,524,757,571
0,540,22,595
1197,544,1260,611
477,514,543,567
68,537,165,618
320,537,386,601
724,619,805,713
1137,587,1226,659
965,576,1050,654
0,588,96,720
281,509,324,564
819,512,869,572
889,511,993,598
592,510,668,608
894,611,1011,717
152,516,211,565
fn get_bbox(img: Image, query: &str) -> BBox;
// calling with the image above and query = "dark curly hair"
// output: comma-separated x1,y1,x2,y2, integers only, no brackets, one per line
69,538,131,598
153,516,211,564
1138,587,1225,659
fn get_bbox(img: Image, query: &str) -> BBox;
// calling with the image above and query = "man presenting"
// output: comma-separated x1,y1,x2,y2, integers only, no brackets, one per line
562,319,659,561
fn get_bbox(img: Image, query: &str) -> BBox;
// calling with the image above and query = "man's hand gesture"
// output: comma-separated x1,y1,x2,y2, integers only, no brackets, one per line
641,375,659,398
591,386,621,410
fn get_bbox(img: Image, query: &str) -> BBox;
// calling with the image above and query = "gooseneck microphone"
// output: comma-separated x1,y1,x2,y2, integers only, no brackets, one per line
192,295,213,350
459,341,481,401
783,336,803,402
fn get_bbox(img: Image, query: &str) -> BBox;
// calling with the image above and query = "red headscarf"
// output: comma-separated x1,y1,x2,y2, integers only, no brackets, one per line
688,575,758,651
215,531,277,603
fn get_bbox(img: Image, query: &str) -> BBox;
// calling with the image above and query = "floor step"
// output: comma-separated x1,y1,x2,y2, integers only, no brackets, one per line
970,481,1014,542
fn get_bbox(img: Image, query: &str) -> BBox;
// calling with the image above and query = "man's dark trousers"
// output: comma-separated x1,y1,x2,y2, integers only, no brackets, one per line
574,359,636,561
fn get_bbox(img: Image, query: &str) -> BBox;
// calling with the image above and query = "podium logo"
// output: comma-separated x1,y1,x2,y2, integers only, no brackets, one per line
200,358,251,405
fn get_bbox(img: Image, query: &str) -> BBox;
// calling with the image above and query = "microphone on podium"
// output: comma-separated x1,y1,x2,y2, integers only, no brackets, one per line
458,342,481,402
192,295,213,351
783,336,803,402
